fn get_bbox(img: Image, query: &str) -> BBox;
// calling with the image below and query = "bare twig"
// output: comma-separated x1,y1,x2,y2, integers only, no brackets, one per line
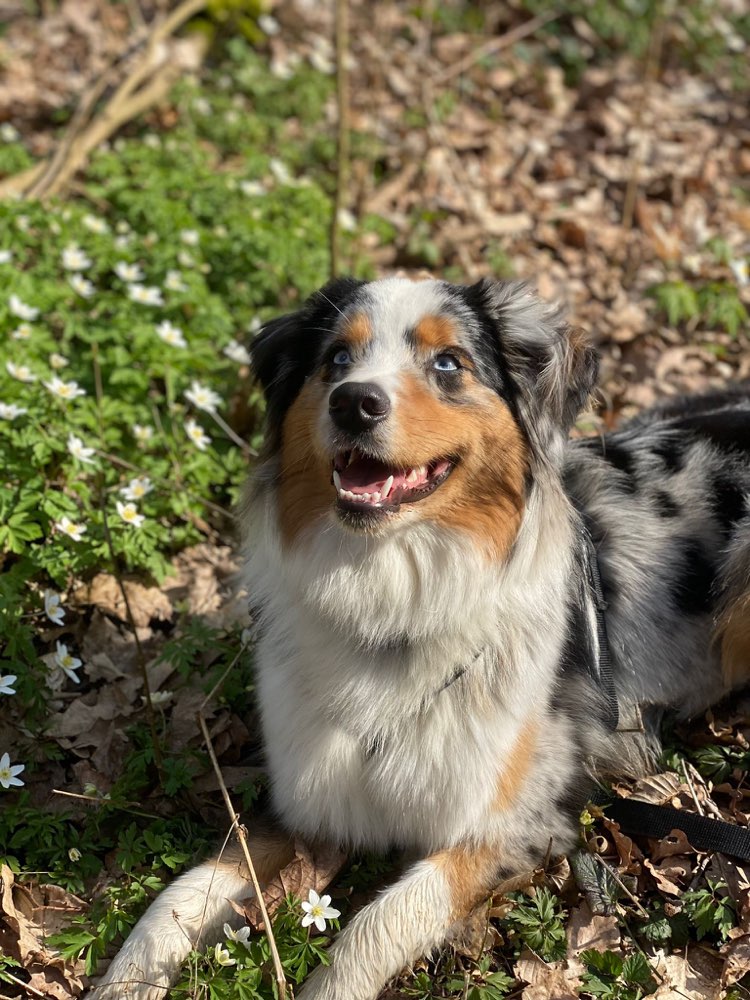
592,853,649,917
330,0,351,278
2,972,46,998
433,11,559,84
197,713,289,999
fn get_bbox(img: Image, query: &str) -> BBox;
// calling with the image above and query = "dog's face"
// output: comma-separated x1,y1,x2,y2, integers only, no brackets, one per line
252,277,597,554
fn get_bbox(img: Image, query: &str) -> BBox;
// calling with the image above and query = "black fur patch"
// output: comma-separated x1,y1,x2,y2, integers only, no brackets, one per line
650,436,688,474
672,540,715,617
653,490,680,518
711,472,748,536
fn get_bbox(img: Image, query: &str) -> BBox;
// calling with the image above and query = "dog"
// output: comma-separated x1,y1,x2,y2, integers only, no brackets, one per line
92,276,750,1000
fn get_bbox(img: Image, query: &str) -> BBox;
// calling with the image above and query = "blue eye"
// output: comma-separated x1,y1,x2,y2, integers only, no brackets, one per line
332,349,351,366
433,353,459,372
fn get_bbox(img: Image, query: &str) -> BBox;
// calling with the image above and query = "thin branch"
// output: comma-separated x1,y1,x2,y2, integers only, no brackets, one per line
197,712,289,999
330,0,351,278
433,11,559,84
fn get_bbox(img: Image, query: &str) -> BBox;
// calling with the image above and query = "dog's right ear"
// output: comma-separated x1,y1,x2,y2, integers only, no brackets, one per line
251,277,368,432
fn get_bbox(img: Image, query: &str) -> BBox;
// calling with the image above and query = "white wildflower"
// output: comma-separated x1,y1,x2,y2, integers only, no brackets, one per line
729,258,749,287
67,433,96,464
258,14,280,34
133,423,154,445
214,944,235,967
156,320,187,348
185,380,221,414
0,676,17,695
50,353,69,369
180,229,200,246
69,274,95,298
223,339,251,364
15,216,29,233
247,316,263,334
143,133,161,149
192,97,211,115
82,214,109,234
116,220,131,234
300,890,340,932
62,244,92,271
55,516,86,542
0,402,27,420
240,180,266,197
116,500,145,528
11,323,33,340
68,847,82,862
44,590,65,626
6,361,36,383
128,284,164,306
269,158,294,186
177,250,196,268
224,923,251,946
9,294,39,321
142,689,173,707
337,208,357,232
164,270,187,292
185,418,211,451
120,476,153,501
0,249,12,264
114,261,144,283
0,753,24,789
44,376,86,401
114,235,132,250
0,123,19,143
53,641,82,682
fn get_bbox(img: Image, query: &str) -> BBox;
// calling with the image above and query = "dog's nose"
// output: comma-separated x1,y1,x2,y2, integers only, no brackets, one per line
329,381,391,433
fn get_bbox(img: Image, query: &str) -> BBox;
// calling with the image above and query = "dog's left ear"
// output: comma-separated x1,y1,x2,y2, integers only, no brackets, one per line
471,279,598,447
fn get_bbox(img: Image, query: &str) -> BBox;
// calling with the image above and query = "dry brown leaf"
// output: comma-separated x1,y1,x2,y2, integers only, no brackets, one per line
651,828,696,861
242,840,347,931
515,950,579,999
565,902,621,979
74,573,173,629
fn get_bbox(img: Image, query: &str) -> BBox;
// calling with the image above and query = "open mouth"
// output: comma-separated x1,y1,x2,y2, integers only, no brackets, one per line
331,449,455,512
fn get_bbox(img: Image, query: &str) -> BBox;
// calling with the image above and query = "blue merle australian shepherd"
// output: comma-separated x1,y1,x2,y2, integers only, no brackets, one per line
93,277,750,1000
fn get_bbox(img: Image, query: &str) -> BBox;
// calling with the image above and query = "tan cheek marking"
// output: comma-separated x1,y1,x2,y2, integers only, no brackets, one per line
414,315,459,352
342,312,371,349
433,844,500,920
718,594,750,688
392,378,528,561
278,382,333,546
494,719,538,811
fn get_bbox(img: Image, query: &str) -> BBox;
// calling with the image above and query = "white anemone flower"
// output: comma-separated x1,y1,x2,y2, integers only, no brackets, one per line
0,753,24,789
9,294,39,321
0,675,17,695
223,923,252,946
213,944,235,967
223,340,251,364
55,516,86,541
0,249,12,264
300,890,340,932
50,353,69,370
44,590,65,625
156,320,187,348
185,381,222,414
164,270,187,292
0,123,19,142
128,284,164,306
6,361,36,383
0,403,27,420
67,433,96,464
69,274,95,298
180,229,200,246
114,261,144,283
185,419,211,451
729,258,749,287
116,501,145,528
120,476,153,501
133,424,154,445
11,323,33,340
44,376,86,401
62,244,92,271
240,180,266,197
53,641,82,682
82,214,109,234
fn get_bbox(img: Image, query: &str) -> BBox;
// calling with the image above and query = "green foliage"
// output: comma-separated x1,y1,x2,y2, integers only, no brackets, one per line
170,895,338,999
499,887,567,962
681,879,737,942
402,954,515,999
0,954,22,985
649,279,747,334
580,949,657,1000
637,899,690,948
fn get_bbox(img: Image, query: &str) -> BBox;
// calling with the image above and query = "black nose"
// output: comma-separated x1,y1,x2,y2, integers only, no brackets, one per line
329,381,391,433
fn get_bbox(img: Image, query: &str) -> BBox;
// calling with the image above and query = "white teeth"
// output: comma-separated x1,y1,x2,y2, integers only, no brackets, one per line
339,488,354,500
371,492,381,503
361,492,371,501
417,465,427,478
333,470,342,491
406,468,418,483
382,475,394,498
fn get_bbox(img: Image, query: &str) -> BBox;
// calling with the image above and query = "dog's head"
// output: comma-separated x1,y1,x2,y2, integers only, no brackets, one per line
252,276,597,551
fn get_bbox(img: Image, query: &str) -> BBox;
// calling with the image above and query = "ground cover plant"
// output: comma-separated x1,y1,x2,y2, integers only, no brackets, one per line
1,0,750,998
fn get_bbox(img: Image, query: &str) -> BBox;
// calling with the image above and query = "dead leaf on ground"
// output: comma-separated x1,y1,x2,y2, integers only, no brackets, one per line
242,840,347,931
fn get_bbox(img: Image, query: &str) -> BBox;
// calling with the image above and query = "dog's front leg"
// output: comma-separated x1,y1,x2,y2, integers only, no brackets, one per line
89,826,294,1000
299,842,504,1000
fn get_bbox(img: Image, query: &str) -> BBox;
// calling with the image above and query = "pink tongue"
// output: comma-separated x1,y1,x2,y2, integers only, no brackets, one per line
339,457,404,494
